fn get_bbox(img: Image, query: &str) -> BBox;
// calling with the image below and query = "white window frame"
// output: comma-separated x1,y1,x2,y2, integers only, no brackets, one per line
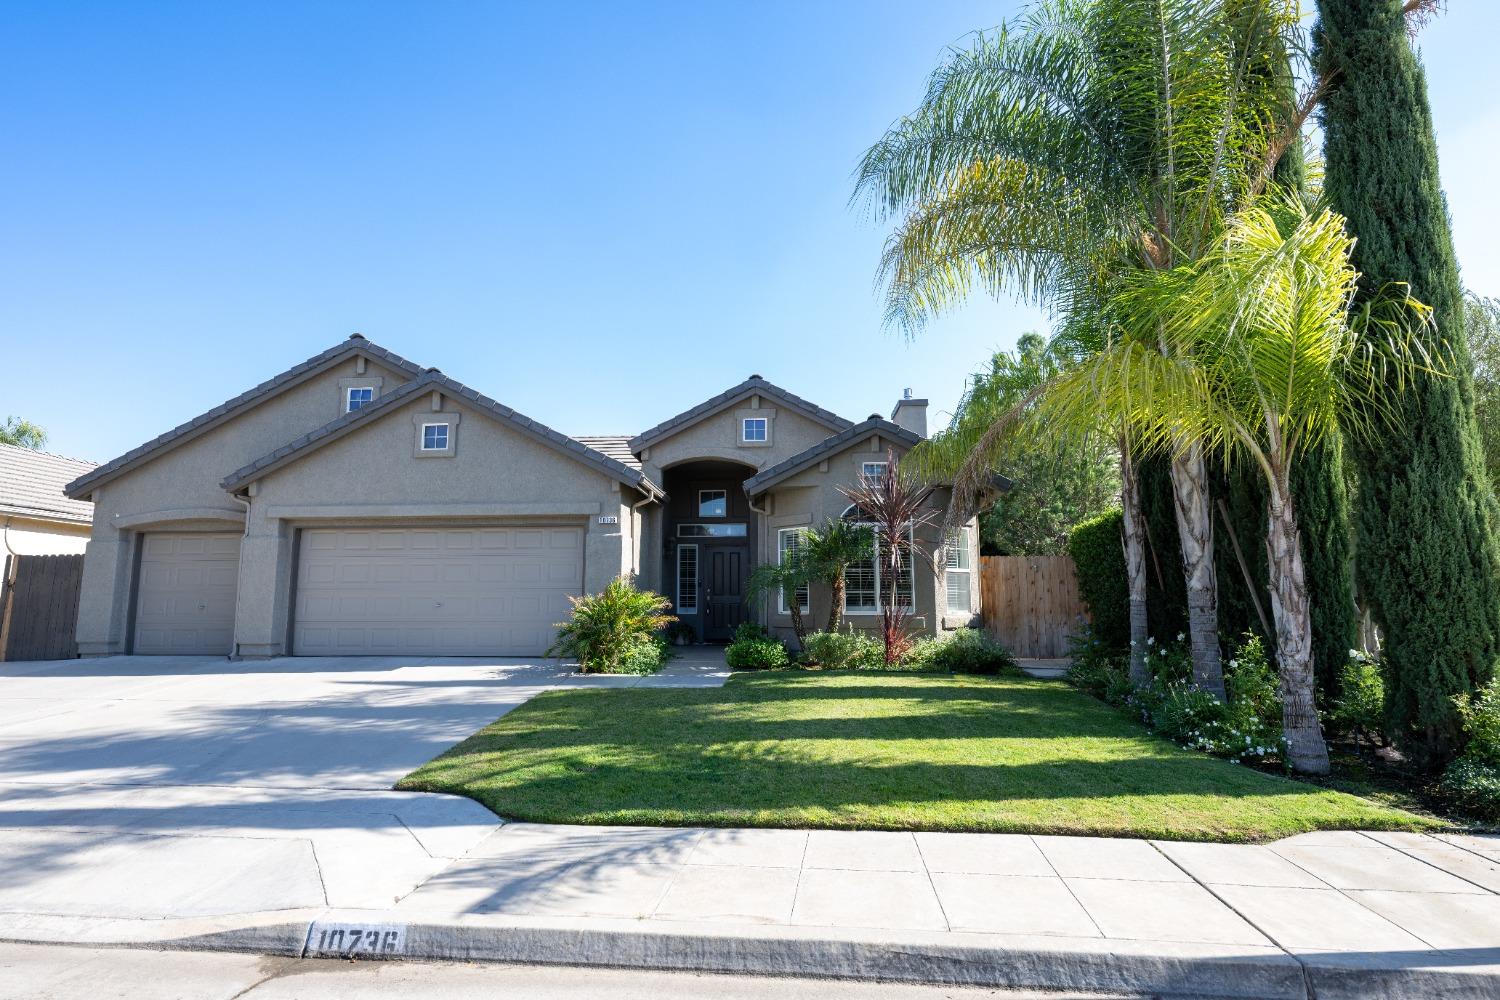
742,417,768,443
860,461,889,486
676,544,699,615
842,522,914,614
698,489,728,518
345,386,375,412
945,526,973,612
777,527,810,615
420,422,450,451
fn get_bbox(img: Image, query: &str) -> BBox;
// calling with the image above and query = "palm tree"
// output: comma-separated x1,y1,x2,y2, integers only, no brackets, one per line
856,0,1307,700
802,518,875,634
0,417,47,449
746,550,813,644
1042,195,1436,773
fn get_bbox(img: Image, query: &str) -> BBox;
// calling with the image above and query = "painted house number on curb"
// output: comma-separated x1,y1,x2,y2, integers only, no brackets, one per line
305,921,407,958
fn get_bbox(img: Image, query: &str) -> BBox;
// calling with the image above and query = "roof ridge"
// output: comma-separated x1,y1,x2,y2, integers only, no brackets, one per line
742,416,922,496
0,441,98,468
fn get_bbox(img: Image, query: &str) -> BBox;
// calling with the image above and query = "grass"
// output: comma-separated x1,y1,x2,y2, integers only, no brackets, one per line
397,670,1446,842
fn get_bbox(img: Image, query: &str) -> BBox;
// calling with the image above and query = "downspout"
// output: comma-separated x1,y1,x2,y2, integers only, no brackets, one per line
631,486,655,578
229,490,251,660
748,491,771,625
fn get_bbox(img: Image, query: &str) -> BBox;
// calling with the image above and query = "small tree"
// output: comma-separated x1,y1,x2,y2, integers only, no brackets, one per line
802,519,875,633
839,453,941,665
746,549,813,644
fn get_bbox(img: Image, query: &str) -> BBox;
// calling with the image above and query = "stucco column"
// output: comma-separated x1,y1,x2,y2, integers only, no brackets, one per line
74,524,132,657
232,516,293,659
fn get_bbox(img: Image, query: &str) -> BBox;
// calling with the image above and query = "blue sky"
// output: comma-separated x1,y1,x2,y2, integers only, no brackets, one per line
3,1,1497,463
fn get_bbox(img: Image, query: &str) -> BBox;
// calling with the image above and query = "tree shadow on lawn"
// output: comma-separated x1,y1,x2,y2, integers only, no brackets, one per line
399,672,1434,839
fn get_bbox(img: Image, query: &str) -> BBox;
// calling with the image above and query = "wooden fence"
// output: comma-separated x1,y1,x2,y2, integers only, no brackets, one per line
0,554,85,662
979,555,1089,658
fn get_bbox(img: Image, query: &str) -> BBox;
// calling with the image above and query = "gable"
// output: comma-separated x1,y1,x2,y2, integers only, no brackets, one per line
240,390,632,509
223,371,659,497
628,377,852,455
65,336,422,500
743,418,922,496
72,354,415,519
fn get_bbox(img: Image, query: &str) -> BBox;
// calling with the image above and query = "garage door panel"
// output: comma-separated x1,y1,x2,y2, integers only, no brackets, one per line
293,525,583,656
133,531,241,655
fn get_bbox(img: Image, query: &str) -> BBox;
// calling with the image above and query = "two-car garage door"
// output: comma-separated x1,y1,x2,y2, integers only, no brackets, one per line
291,526,583,656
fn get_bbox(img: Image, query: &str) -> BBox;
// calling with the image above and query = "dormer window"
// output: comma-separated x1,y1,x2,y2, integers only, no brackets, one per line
742,417,768,443
421,423,449,451
346,387,375,412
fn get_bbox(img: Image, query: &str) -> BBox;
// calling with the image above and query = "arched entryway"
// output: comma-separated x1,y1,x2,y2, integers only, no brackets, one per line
661,459,758,642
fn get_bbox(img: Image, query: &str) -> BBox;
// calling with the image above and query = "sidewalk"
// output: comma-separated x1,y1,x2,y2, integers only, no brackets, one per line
4,822,1497,999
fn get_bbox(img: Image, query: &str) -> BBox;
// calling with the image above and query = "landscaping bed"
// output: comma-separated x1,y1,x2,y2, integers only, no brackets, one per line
397,669,1441,842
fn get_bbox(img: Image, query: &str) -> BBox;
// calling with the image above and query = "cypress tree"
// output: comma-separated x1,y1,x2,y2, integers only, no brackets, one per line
1317,0,1500,765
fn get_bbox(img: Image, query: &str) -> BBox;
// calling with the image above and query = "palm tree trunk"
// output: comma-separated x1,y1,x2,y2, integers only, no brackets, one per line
1170,442,1226,700
827,572,846,633
789,600,807,646
1120,446,1150,685
1266,471,1330,774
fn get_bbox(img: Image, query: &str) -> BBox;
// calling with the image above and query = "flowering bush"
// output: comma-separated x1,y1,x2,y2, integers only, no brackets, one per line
1067,628,1286,766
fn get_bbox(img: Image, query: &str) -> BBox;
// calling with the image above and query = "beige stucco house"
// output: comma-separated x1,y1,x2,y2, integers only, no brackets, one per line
63,336,981,658
1,443,96,557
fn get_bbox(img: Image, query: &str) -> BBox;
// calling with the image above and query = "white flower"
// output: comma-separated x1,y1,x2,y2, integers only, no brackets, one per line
1176,632,1185,641
1146,637,1155,646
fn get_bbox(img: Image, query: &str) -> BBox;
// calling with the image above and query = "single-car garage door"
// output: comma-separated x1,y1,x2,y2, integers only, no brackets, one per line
292,525,583,656
133,532,241,655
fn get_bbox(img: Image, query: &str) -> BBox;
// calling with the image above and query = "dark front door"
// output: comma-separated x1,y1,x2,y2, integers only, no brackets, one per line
704,546,750,642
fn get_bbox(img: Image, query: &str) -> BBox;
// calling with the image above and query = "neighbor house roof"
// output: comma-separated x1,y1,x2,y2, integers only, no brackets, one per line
221,370,663,497
0,443,97,525
572,436,641,470
627,376,853,454
64,335,425,500
742,416,923,496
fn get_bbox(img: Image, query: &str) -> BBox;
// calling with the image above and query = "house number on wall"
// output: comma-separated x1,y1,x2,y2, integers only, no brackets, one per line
305,921,407,957
597,515,619,524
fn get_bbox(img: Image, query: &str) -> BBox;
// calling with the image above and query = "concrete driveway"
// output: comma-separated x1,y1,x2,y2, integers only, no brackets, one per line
0,652,726,921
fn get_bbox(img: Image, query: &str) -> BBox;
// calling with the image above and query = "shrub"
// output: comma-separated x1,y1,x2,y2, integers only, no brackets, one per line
1456,677,1500,768
548,578,674,674
1067,623,1127,700
1150,684,1228,743
1329,650,1385,744
1067,509,1129,648
734,621,769,643
1437,756,1500,822
615,636,670,675
1225,634,1282,730
926,628,1017,674
801,628,884,670
726,637,789,670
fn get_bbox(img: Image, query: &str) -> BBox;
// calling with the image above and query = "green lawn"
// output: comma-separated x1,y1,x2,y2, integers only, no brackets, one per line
397,670,1445,842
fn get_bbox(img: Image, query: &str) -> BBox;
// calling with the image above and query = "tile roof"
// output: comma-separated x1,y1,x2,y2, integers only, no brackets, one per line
572,436,641,470
222,371,663,497
0,443,97,524
64,335,425,500
628,376,853,453
742,417,923,496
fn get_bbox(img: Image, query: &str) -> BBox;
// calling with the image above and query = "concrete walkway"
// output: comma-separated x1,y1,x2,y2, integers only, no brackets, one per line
2,649,1499,997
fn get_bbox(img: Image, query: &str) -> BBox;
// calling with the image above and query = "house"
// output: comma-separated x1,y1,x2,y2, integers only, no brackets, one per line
1,443,96,556
62,336,981,657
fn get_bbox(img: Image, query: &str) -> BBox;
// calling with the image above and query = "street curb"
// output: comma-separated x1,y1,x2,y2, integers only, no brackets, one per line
6,909,1500,999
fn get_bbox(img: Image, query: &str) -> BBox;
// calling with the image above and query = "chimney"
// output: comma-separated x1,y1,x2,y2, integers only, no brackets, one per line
890,388,928,438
